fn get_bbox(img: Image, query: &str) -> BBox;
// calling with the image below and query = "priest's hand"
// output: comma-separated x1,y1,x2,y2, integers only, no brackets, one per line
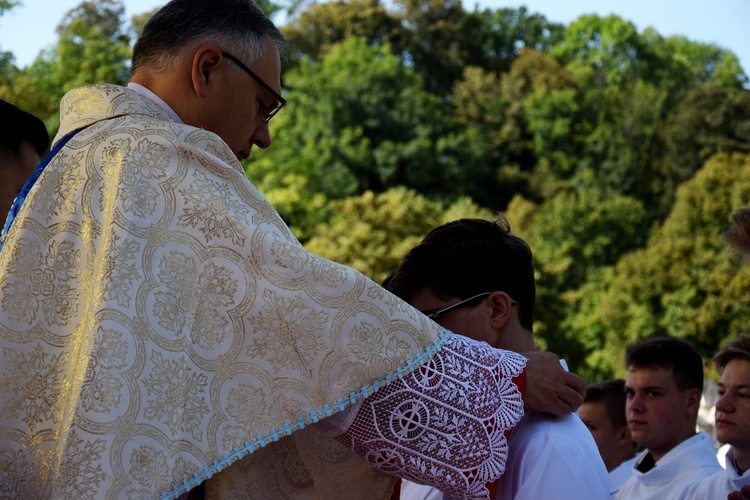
521,351,586,416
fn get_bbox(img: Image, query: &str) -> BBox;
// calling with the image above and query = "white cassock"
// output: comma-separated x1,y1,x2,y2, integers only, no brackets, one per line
614,432,722,499
679,446,750,499
400,402,610,499
0,84,529,499
608,456,636,498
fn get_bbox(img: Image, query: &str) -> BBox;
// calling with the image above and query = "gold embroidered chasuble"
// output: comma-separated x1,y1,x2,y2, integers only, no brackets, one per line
0,84,525,499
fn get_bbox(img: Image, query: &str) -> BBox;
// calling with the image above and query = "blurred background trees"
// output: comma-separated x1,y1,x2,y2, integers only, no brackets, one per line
2,0,749,379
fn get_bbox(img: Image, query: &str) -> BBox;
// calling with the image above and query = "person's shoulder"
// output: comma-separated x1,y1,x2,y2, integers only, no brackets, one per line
528,409,593,435
399,480,445,500
673,432,723,472
679,470,728,500
608,457,636,497
504,412,609,498
506,411,551,445
613,474,638,500
511,411,604,466
610,456,636,479
512,410,592,442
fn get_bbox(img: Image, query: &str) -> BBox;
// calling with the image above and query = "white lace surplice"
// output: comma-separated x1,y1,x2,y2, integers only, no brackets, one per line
323,335,525,499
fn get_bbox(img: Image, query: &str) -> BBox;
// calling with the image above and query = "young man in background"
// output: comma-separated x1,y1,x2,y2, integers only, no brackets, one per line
578,379,637,498
0,99,48,218
615,336,722,499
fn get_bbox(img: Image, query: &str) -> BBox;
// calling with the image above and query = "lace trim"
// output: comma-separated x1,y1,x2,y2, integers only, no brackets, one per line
328,335,526,499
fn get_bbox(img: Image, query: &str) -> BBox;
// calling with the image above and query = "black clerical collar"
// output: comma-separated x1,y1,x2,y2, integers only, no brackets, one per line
636,452,657,473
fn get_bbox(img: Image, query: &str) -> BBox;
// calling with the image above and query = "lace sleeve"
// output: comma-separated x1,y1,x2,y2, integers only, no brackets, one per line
323,334,526,499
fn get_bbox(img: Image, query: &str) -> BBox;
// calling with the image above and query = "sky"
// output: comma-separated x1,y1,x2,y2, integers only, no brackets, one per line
0,0,748,74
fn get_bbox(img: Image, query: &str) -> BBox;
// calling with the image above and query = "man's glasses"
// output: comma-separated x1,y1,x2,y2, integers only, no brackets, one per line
426,292,516,321
222,51,286,123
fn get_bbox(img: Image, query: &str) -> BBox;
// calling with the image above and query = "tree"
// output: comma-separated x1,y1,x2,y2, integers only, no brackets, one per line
650,33,748,93
50,0,131,88
0,0,17,14
506,182,649,374
491,48,580,202
130,8,159,39
523,86,579,180
389,0,486,95
281,0,399,64
550,15,660,197
474,6,564,74
253,172,332,242
546,14,750,217
570,152,750,378
304,187,495,283
0,0,132,137
552,14,656,90
656,86,750,212
249,37,485,206
0,1,33,116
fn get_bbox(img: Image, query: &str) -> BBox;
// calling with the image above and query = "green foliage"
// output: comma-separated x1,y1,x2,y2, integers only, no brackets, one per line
248,171,332,242
505,182,649,374
304,187,494,283
571,153,750,378
474,6,565,74
530,183,649,290
545,13,750,220
130,8,158,39
252,36,486,201
651,34,748,93
282,0,398,63
711,52,749,90
0,0,18,14
491,49,580,202
389,0,487,95
51,0,131,88
524,87,579,177
0,0,132,139
283,1,565,99
451,65,505,126
658,87,750,204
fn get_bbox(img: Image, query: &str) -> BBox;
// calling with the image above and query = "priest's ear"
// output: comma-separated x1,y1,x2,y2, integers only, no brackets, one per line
190,45,223,97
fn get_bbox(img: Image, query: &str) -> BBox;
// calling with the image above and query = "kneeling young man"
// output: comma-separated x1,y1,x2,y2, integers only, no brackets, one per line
386,217,609,499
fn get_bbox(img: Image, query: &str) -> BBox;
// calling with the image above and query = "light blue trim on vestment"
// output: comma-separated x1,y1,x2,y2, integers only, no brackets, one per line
157,328,452,500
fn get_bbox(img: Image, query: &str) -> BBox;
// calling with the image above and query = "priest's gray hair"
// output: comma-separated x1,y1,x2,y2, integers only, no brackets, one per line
132,0,287,75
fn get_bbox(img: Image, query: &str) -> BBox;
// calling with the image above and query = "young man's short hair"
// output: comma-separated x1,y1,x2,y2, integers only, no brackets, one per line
625,336,704,391
724,207,750,257
384,216,536,330
712,333,750,369
584,378,627,429
0,99,48,159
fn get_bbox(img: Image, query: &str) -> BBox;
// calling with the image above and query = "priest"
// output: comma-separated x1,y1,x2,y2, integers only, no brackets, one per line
0,1,585,498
